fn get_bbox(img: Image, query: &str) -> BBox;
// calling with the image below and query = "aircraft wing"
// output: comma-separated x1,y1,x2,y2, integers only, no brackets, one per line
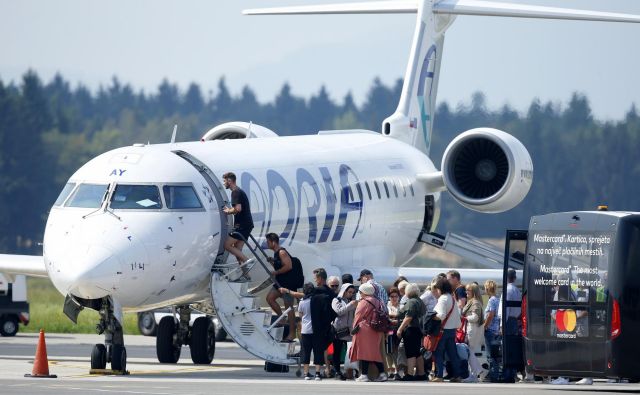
0,254,48,278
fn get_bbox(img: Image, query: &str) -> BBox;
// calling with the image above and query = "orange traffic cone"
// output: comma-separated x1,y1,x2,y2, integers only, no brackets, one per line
24,329,57,378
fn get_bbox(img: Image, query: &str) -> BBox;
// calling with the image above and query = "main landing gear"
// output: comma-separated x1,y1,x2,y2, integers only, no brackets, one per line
156,306,215,364
90,298,127,372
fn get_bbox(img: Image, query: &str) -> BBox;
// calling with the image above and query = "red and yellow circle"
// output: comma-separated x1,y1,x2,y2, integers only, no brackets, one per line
556,309,577,332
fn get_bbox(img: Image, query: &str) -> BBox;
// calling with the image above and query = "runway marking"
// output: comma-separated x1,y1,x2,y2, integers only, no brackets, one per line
40,384,177,394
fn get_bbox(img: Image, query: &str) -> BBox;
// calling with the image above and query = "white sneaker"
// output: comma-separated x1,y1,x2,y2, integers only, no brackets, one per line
462,375,479,383
356,375,370,382
376,372,388,382
576,378,593,385
550,377,570,385
478,369,490,381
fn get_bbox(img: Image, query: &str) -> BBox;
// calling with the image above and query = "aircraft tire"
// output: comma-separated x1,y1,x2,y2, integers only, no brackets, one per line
189,316,215,364
90,344,107,370
137,312,158,336
0,315,18,337
111,344,127,372
156,316,181,363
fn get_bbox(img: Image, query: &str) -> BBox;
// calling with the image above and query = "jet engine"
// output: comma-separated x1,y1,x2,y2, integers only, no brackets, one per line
441,128,533,213
201,122,278,141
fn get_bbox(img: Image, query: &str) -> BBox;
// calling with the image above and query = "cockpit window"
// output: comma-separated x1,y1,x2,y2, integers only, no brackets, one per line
54,182,76,206
110,185,162,209
163,185,203,209
65,184,108,208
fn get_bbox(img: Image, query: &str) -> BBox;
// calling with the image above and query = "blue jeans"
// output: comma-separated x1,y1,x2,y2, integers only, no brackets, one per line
484,330,500,379
434,329,460,378
502,317,519,381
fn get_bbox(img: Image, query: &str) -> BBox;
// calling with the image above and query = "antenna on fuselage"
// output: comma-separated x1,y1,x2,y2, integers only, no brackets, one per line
171,124,178,144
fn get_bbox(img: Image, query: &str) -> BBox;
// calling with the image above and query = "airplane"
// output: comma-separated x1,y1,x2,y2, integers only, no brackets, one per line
1,0,639,373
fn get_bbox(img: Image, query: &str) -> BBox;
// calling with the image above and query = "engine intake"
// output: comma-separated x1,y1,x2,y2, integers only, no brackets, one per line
201,122,278,141
441,128,532,213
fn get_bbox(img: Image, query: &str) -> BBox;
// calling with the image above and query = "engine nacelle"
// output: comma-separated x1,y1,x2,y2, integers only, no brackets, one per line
441,128,533,213
201,122,278,141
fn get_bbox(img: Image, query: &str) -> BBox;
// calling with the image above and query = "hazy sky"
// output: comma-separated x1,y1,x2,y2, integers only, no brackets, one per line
1,0,639,120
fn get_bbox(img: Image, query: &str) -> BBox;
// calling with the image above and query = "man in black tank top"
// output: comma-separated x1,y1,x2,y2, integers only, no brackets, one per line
265,233,295,341
223,172,255,277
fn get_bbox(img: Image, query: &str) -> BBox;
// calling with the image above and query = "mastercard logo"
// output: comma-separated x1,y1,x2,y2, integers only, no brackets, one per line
556,309,577,332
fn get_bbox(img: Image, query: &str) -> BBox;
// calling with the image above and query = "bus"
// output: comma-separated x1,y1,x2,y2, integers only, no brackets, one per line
504,210,640,381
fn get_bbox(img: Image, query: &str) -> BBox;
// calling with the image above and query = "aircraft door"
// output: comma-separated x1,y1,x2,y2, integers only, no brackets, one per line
501,230,527,373
173,151,232,264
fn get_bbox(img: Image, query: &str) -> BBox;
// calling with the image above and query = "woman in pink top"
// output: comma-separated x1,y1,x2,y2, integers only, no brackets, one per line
349,283,387,382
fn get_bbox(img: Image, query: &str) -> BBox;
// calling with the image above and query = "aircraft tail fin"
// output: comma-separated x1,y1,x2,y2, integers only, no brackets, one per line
245,0,640,155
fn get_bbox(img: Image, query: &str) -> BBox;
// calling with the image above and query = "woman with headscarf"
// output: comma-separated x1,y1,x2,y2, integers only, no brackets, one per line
349,282,387,382
331,283,357,380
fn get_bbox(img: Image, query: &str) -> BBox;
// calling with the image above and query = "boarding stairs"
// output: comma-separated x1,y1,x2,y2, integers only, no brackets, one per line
210,233,300,366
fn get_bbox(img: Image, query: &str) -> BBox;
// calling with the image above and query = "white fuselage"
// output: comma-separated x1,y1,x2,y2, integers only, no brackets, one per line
43,132,439,311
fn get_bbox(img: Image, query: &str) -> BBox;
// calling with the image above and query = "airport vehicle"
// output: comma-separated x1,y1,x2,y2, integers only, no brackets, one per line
0,274,30,337
1,0,639,372
513,210,640,382
137,309,227,341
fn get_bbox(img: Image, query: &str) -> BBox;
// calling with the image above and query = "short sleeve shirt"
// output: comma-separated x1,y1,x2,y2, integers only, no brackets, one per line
454,286,466,303
231,188,253,229
298,298,313,334
484,296,500,334
399,297,426,328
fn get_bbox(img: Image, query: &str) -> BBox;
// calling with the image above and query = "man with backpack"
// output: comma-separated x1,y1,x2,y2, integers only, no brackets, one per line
265,233,303,342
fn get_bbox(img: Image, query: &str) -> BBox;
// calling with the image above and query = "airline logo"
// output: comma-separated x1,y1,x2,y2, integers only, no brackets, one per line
555,309,577,339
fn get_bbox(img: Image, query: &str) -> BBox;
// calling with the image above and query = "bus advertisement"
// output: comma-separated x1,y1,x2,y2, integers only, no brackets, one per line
520,211,640,381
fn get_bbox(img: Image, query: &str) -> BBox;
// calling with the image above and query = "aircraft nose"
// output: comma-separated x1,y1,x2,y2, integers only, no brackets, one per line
62,244,122,299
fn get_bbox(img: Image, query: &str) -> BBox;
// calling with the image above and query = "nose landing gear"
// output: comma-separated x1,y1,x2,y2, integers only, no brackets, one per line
90,298,128,374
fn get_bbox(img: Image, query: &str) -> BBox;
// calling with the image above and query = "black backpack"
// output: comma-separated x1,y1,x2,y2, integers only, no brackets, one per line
275,248,304,290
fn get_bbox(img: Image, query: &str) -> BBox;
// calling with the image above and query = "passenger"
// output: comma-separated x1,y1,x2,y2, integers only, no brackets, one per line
357,269,389,308
331,283,357,380
396,283,426,381
461,282,485,382
342,273,357,293
357,269,389,373
397,280,409,309
431,277,462,382
349,283,387,382
298,283,321,380
327,276,341,295
392,276,409,288
420,281,438,313
264,233,296,341
447,270,466,310
483,279,500,381
386,287,401,378
310,268,336,378
222,172,254,279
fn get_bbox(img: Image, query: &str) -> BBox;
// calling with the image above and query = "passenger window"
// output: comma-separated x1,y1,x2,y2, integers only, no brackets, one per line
383,180,390,198
54,182,76,206
373,181,381,199
111,185,162,209
355,183,363,201
364,182,372,200
66,184,108,208
163,185,203,209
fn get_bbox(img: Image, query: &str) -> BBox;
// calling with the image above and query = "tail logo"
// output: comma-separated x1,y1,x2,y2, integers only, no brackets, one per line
417,44,437,152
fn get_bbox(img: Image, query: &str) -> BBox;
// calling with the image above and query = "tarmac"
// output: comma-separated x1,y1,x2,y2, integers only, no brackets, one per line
1,332,639,395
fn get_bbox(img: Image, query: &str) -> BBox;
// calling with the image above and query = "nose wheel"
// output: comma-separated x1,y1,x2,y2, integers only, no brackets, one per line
90,297,128,374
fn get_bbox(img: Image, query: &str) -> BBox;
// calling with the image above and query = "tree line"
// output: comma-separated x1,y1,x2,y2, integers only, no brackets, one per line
1,71,638,254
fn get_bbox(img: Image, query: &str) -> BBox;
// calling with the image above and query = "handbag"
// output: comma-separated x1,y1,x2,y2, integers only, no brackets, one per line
423,302,455,352
456,316,468,343
335,326,350,339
